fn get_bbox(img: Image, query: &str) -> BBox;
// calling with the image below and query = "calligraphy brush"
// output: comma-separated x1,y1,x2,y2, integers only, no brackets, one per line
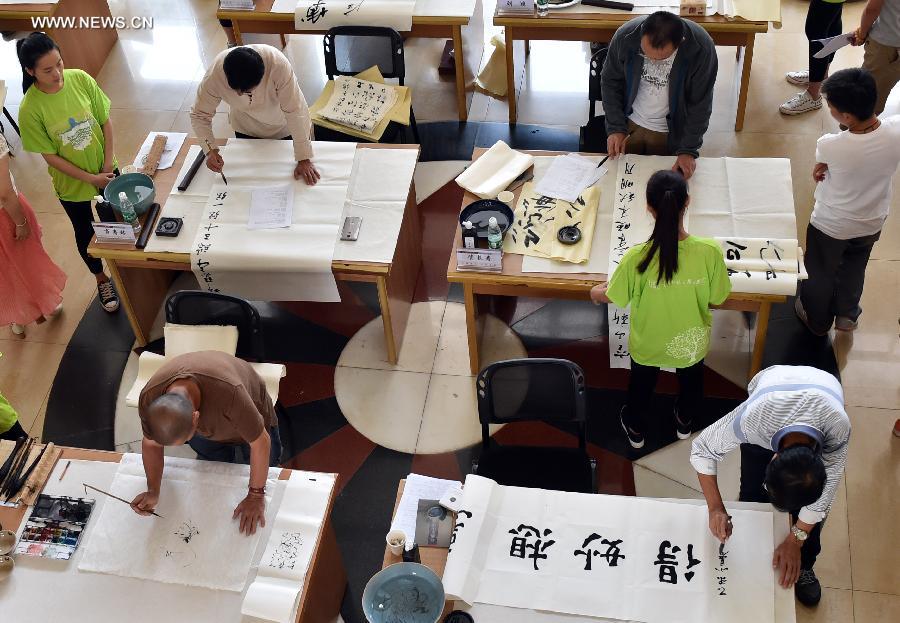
5,443,47,502
0,436,26,484
204,139,228,186
597,129,635,168
1,438,33,498
83,483,164,518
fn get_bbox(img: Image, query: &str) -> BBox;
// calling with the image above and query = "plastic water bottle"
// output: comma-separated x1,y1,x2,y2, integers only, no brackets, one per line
536,0,550,17
487,216,502,250
118,191,142,236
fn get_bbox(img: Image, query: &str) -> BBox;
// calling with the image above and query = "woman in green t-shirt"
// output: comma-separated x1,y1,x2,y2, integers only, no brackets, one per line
591,170,731,450
17,32,120,313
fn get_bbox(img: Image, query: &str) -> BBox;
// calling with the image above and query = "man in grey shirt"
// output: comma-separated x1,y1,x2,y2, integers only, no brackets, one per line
601,11,717,179
852,0,900,115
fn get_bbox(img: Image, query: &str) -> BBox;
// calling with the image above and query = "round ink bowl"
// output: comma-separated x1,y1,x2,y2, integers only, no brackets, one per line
0,530,15,556
103,172,156,216
362,562,445,623
459,199,513,239
557,225,582,245
0,555,13,581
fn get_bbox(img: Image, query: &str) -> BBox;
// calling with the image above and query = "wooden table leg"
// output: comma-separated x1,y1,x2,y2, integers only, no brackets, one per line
377,276,400,365
232,20,244,46
105,260,175,348
464,283,481,374
280,33,288,48
734,34,755,132
749,300,771,379
505,26,517,124
452,24,469,122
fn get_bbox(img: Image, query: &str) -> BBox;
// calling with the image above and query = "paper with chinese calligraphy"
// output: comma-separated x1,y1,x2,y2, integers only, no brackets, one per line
319,76,399,134
443,475,775,623
189,139,355,302
79,454,282,591
503,181,601,264
293,0,416,31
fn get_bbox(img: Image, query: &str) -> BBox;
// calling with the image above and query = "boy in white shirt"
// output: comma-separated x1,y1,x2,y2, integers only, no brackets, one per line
796,67,900,335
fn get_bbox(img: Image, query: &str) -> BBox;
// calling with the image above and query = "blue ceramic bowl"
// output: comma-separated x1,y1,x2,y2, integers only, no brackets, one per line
103,172,156,216
362,562,445,623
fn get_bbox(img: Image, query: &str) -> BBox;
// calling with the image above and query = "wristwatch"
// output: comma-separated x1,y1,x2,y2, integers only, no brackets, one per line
791,525,809,542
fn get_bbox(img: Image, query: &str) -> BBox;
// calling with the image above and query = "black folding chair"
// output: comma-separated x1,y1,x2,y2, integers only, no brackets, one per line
580,46,609,154
164,290,265,361
321,26,420,144
473,358,596,494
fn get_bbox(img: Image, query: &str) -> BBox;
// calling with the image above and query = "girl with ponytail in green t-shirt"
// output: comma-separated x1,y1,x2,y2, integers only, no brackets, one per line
591,170,731,450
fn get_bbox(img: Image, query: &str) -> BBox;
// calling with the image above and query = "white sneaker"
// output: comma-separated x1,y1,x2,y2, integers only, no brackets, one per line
10,323,25,336
779,91,822,115
785,70,809,86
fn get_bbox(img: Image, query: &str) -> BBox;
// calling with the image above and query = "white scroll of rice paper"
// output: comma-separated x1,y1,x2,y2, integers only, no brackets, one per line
190,139,356,302
319,76,399,133
79,454,283,591
443,475,776,623
606,155,689,370
294,0,416,31
714,237,801,296
242,472,336,623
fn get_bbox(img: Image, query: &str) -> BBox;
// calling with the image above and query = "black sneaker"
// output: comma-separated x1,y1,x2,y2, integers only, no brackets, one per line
674,405,692,440
97,280,120,313
619,406,644,449
795,569,822,607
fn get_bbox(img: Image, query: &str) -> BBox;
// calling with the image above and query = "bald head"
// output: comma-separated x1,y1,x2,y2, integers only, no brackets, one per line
144,392,196,445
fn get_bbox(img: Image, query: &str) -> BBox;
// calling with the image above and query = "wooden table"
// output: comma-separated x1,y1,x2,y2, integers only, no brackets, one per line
446,148,786,379
0,0,118,77
0,447,346,623
87,141,422,364
218,0,485,122
493,7,768,131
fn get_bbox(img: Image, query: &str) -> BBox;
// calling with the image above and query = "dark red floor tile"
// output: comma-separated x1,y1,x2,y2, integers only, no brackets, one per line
411,452,464,482
279,363,336,408
284,424,377,494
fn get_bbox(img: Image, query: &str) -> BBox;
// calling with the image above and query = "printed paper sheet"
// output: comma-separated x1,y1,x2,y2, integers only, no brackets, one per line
190,139,356,302
443,476,775,623
79,454,283,592
271,0,478,18
293,0,416,31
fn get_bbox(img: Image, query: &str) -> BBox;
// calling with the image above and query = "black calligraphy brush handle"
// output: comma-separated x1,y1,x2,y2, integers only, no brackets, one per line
581,0,635,10
83,483,164,518
0,436,25,484
1,438,33,498
5,443,47,502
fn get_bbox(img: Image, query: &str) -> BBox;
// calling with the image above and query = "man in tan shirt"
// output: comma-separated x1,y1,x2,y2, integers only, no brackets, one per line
191,44,320,185
131,351,281,535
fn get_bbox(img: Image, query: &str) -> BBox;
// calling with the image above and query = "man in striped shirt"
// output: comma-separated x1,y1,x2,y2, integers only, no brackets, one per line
690,365,851,607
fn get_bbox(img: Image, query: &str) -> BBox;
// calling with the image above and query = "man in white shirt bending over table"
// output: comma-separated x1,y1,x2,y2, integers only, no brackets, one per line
191,44,320,185
691,365,851,608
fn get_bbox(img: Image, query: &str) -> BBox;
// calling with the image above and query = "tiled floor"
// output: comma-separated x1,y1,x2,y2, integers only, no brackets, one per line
0,1,897,622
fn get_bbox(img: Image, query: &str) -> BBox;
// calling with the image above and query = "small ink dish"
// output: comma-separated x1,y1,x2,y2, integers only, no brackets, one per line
557,225,582,245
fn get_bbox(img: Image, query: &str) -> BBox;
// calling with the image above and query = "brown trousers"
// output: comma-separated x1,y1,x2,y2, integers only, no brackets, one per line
625,120,672,156
863,38,900,116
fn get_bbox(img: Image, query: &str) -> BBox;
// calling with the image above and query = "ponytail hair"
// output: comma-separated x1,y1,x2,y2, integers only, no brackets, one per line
636,169,689,285
17,32,60,94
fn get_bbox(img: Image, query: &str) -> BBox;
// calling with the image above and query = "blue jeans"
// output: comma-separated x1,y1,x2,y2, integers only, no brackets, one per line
188,426,283,467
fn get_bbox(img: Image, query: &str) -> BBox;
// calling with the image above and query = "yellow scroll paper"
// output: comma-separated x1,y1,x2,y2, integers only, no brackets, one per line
309,66,411,141
503,182,600,264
